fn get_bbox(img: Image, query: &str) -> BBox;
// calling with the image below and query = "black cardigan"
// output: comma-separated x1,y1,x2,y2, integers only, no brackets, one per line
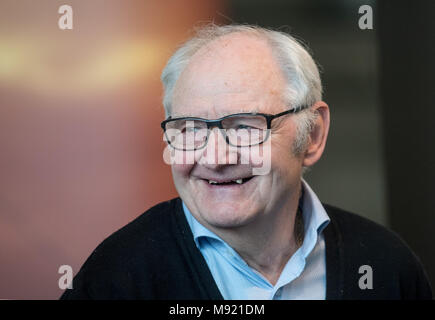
60,198,432,300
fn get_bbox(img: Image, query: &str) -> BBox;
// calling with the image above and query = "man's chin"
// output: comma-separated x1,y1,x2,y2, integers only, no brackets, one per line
195,202,256,230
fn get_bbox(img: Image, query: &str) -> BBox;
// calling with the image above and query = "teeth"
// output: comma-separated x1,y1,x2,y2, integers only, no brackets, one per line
208,179,243,185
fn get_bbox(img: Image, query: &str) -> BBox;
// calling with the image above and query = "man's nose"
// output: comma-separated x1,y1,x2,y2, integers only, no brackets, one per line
198,127,237,168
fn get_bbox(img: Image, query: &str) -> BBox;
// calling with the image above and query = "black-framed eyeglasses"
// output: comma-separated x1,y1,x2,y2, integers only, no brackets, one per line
161,105,308,151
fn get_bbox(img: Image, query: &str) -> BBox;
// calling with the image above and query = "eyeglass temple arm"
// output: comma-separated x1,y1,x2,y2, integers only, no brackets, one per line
271,105,308,119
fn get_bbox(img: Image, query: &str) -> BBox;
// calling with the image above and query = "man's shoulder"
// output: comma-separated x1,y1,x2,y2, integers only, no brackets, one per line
322,204,432,299
108,197,180,239
323,204,401,244
323,203,417,261
92,197,182,260
61,198,186,299
75,198,184,279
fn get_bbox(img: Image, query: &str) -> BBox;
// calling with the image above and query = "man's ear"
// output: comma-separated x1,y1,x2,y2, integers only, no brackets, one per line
302,101,330,168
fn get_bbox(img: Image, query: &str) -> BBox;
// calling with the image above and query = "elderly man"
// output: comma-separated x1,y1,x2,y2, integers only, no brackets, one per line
61,24,432,300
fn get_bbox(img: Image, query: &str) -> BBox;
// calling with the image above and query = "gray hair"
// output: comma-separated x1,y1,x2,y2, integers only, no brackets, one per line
161,23,322,155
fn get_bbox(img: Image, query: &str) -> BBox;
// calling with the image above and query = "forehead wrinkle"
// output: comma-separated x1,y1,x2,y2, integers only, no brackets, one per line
171,106,263,119
171,32,287,119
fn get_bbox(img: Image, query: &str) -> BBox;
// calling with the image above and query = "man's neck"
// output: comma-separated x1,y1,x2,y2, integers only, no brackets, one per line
206,188,304,285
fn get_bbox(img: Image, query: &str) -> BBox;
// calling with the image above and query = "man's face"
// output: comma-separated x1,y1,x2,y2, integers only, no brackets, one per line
169,33,305,231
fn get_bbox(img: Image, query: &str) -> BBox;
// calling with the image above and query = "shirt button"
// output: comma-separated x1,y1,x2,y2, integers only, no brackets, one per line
275,288,283,299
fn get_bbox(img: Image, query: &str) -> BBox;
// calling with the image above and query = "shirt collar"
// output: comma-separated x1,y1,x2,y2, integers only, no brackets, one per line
182,178,330,250
300,178,330,235
183,201,221,248
298,178,330,257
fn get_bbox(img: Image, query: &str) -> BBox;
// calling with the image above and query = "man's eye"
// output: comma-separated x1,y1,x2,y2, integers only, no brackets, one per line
236,124,255,130
182,127,201,133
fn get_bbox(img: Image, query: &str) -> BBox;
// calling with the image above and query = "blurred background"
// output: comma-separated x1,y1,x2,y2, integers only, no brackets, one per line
0,0,433,299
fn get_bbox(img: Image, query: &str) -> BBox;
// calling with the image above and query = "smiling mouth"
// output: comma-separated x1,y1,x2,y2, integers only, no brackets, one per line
205,177,254,186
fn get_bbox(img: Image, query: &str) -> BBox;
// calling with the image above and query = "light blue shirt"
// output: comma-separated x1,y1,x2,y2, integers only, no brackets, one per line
182,179,330,300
